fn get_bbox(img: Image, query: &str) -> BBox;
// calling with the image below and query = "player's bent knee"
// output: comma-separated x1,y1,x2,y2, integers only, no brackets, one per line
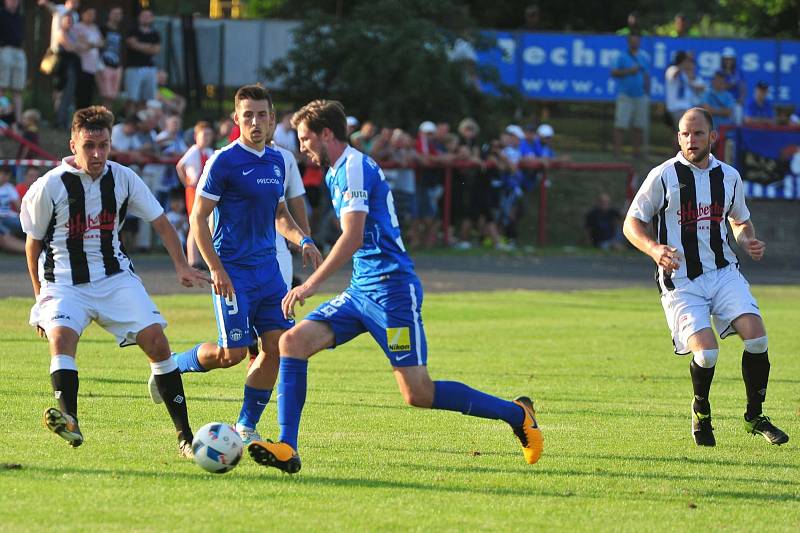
744,335,768,354
692,349,719,368
219,347,246,367
279,328,307,356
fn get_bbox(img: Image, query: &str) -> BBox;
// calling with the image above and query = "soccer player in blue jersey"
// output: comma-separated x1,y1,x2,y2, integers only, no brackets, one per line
147,85,322,445
248,100,543,473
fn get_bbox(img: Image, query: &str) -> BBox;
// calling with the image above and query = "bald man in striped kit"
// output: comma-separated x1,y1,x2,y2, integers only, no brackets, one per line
624,107,788,447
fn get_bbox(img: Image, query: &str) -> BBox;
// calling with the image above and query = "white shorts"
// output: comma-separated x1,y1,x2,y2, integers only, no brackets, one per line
614,94,648,130
124,66,157,103
277,249,292,291
0,46,26,91
29,271,167,347
660,264,761,355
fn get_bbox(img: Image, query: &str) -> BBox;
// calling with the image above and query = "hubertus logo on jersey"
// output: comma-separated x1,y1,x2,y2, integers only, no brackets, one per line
67,210,115,239
676,201,724,228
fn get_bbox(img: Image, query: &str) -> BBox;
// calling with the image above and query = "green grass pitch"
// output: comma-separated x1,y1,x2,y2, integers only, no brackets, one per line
1,288,798,531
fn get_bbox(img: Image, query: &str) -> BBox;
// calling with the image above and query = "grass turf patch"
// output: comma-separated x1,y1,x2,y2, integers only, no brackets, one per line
1,288,798,531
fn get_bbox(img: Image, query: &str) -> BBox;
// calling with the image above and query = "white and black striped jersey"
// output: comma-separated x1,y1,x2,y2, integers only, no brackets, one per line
20,157,164,285
628,152,750,292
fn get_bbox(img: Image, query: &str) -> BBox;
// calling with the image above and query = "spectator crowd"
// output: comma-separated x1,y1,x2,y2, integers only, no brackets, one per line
2,3,799,257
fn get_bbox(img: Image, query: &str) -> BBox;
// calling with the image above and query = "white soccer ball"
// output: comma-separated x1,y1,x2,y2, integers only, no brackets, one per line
192,422,243,474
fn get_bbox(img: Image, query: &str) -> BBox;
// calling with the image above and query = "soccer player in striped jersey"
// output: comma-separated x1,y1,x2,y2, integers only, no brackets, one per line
20,106,210,458
624,107,788,447
147,85,322,447
247,100,543,474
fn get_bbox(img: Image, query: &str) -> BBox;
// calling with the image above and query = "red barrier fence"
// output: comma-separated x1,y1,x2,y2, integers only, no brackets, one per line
1,139,635,247
0,122,58,161
435,160,636,246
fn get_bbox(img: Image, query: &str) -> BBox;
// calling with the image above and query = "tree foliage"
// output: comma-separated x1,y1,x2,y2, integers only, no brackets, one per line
718,0,800,37
246,0,800,37
264,0,520,130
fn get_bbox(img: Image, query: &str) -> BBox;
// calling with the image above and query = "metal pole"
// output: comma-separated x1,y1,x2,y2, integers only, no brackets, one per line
218,22,225,113
537,168,547,246
442,166,452,246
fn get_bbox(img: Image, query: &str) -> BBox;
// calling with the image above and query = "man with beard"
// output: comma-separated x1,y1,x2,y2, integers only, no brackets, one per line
246,100,543,474
623,107,788,447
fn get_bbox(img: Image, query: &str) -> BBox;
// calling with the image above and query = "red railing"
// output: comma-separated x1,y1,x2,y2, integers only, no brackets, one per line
1,142,635,247
433,160,636,246
0,122,58,161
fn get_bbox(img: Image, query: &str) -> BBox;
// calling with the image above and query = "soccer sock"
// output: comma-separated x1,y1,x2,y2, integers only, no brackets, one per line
432,381,525,427
277,357,308,451
689,359,715,414
50,355,79,419
237,385,272,430
151,358,193,443
742,350,770,420
172,344,206,373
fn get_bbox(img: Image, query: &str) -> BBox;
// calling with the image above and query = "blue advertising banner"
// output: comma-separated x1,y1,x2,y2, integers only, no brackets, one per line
728,127,800,199
478,32,800,105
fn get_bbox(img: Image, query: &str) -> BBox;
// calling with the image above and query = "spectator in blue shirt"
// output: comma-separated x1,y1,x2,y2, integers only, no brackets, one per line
611,34,650,159
744,81,775,125
702,71,737,128
720,47,746,123
533,124,556,159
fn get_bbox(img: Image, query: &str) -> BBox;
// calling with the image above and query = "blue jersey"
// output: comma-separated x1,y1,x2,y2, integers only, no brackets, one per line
326,146,416,289
198,140,286,268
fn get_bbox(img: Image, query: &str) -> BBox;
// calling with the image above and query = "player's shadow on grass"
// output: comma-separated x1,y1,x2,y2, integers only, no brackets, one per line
281,472,800,503
559,451,800,470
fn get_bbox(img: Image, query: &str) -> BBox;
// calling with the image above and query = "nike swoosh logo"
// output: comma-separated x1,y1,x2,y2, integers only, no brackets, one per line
243,168,254,175
256,401,268,406
394,352,414,361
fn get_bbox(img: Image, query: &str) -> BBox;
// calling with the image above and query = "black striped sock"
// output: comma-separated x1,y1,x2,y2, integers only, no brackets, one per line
153,369,192,443
742,350,769,420
51,369,79,419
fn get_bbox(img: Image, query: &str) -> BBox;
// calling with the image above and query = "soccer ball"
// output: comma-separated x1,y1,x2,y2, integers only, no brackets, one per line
191,422,243,474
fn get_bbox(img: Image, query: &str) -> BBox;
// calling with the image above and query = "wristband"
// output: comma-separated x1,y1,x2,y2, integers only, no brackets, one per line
300,236,314,248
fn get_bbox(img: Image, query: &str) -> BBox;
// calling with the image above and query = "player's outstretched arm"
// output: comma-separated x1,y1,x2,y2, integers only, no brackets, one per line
730,218,765,261
151,214,211,288
623,215,681,273
281,211,366,319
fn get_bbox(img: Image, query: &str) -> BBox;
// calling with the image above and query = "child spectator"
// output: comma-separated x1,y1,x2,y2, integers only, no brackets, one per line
165,189,188,250
176,120,214,268
15,166,40,200
16,109,41,160
155,114,188,205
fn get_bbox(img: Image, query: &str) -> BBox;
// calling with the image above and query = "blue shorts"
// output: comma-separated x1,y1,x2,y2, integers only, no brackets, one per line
304,278,428,367
213,261,294,348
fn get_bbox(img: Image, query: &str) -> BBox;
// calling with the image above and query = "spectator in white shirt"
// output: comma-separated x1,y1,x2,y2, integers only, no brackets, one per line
176,120,214,268
0,165,24,253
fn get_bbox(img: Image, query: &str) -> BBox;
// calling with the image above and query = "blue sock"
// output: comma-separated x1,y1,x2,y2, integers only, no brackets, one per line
432,381,525,426
237,385,272,430
277,357,308,451
172,344,206,373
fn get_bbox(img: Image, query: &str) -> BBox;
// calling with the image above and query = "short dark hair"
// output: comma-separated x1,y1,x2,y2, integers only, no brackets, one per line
291,100,348,142
71,106,114,136
681,107,714,130
234,84,273,110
